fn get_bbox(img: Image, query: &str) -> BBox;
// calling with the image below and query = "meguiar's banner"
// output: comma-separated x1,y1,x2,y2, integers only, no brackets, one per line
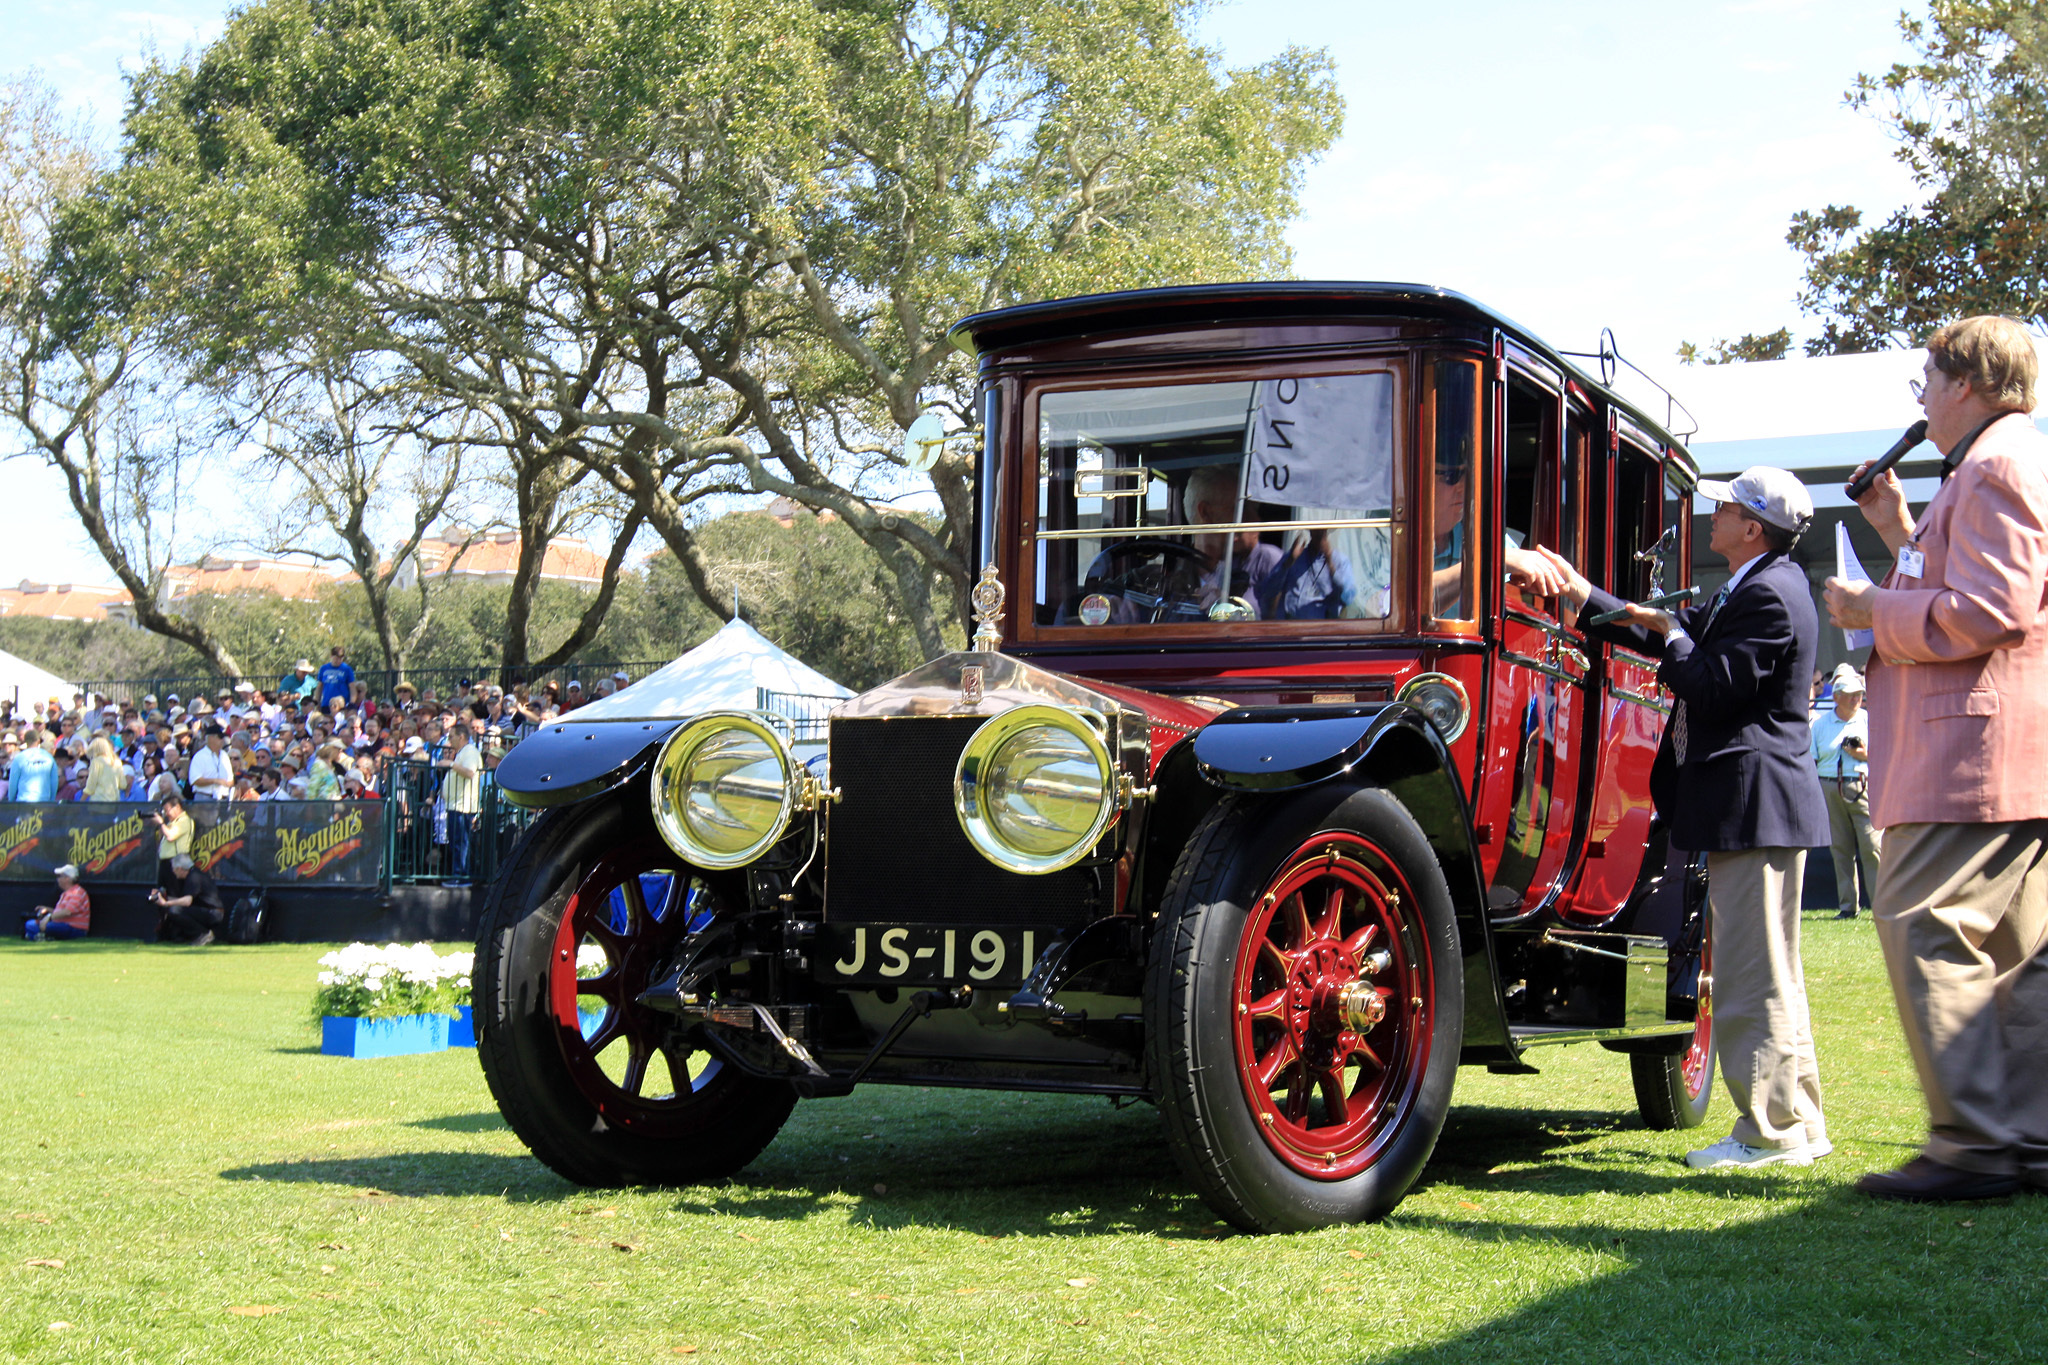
0,802,384,886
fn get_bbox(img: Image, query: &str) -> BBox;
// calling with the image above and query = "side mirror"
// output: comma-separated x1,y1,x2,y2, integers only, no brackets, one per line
902,410,979,472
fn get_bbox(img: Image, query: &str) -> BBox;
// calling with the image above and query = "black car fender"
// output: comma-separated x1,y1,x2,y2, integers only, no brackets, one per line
1186,703,1511,1056
493,718,682,809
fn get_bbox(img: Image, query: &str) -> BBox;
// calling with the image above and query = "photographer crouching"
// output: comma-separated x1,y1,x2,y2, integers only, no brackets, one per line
151,854,225,946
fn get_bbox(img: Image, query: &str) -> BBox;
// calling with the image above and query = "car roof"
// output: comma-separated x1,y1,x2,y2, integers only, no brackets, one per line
950,281,1699,481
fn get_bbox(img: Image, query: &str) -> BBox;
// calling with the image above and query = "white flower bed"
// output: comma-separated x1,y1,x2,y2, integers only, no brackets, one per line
314,942,473,1019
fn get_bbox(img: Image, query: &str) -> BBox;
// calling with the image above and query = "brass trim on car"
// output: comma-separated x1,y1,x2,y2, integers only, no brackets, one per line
1611,687,1672,715
648,712,802,870
1396,671,1471,744
954,704,1121,875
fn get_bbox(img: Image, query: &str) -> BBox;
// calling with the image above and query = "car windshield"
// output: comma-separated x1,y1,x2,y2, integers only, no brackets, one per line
1029,369,1402,631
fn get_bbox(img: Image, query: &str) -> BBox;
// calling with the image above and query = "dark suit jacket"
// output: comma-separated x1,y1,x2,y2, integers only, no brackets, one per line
1582,550,1828,852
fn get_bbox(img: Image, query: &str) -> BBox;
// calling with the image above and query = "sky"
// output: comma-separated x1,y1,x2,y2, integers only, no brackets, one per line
2,0,1923,587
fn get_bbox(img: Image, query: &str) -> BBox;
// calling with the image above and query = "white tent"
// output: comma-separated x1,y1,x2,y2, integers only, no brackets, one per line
570,617,853,723
0,646,78,713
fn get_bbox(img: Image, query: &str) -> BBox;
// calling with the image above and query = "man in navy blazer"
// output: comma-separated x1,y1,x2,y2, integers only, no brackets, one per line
1526,466,1831,1170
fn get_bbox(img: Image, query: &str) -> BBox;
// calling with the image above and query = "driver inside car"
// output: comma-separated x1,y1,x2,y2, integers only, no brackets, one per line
1062,462,1284,624
1430,446,1577,613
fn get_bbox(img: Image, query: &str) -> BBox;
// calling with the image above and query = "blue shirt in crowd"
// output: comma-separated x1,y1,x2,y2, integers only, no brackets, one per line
8,746,57,802
317,660,355,709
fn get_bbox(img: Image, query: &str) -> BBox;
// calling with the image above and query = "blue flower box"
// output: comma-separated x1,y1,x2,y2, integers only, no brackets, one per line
321,1013,451,1059
447,1005,476,1048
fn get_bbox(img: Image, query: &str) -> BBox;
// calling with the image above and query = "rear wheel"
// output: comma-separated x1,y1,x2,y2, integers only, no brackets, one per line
1632,924,1715,1130
474,785,795,1186
1148,785,1463,1232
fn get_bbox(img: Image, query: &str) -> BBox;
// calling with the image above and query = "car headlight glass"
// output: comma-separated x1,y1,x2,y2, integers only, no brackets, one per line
649,713,798,869
1397,672,1470,744
955,704,1119,874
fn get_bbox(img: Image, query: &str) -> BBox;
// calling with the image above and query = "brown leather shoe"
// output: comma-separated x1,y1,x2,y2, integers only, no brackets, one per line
1855,1156,2019,1202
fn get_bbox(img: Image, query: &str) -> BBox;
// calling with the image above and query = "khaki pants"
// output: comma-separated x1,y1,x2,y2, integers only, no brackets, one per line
1872,820,2048,1178
1824,782,1882,914
1707,847,1827,1150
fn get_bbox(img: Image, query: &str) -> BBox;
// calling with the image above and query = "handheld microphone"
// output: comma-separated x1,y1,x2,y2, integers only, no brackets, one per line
1845,419,1928,501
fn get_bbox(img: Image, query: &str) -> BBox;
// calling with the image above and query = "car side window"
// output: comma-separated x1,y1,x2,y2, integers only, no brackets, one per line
1427,360,1480,622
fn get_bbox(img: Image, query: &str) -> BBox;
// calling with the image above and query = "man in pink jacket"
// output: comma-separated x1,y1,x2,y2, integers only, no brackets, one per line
1826,314,2048,1202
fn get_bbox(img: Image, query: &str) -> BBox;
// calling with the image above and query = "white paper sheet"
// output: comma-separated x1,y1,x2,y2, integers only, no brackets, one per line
1835,521,1875,652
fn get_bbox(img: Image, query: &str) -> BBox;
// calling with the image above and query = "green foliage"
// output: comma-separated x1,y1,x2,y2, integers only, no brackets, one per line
1675,328,1794,366
666,508,955,692
1791,2,2048,352
311,942,470,1020
56,0,1342,660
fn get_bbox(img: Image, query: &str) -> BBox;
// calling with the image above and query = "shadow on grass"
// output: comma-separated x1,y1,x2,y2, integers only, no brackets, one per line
408,1111,510,1133
220,1151,575,1201
1358,1192,2048,1365
215,1096,1925,1255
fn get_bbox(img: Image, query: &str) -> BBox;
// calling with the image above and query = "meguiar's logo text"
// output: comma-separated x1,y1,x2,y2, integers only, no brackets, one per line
275,808,366,878
68,812,147,874
0,811,43,873
194,810,250,873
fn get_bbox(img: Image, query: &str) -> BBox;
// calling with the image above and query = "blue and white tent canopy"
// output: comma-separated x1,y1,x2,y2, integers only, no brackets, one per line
569,617,852,723
0,646,79,712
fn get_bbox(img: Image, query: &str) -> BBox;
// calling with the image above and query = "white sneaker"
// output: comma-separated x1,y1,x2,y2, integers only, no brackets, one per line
1685,1136,1813,1170
1809,1138,1834,1159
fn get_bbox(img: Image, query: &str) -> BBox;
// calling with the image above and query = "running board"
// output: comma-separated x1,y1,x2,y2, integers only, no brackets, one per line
1510,1022,1693,1050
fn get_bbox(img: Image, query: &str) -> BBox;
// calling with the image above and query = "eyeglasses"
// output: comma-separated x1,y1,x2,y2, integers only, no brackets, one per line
1908,378,1925,400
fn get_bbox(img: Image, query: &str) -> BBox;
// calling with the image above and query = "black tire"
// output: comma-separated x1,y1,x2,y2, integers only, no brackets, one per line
1146,784,1464,1233
474,782,796,1186
1631,921,1715,1130
1631,1048,1714,1130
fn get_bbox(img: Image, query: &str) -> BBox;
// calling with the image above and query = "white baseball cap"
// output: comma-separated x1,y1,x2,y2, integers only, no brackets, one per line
1696,466,1813,533
54,863,79,879
1831,663,1866,694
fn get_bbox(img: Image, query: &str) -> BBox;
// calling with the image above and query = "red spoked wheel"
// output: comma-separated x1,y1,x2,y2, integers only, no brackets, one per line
546,840,726,1138
476,787,795,1187
1232,833,1432,1180
1632,917,1716,1130
1149,786,1463,1232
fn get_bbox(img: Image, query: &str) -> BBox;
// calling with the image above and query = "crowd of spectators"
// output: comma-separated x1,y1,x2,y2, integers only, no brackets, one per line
0,648,637,809
7,651,637,937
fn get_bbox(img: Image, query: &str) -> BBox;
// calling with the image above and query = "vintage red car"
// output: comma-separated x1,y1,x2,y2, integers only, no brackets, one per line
475,282,1712,1232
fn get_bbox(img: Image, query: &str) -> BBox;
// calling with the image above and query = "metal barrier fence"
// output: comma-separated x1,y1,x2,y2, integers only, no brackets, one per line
756,687,844,741
378,757,540,888
77,660,675,709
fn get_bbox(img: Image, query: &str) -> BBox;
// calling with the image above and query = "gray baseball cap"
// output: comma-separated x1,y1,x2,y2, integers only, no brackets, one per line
1696,466,1814,533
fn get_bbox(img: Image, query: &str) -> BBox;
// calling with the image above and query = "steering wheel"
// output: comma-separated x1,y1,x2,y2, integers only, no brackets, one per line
1068,538,1211,624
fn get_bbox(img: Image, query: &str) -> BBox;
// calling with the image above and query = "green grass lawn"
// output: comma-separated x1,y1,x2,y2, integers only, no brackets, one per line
1,918,2043,1363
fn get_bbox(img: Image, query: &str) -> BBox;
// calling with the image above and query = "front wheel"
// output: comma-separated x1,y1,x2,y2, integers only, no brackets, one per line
1147,785,1464,1233
1632,923,1715,1130
474,784,796,1187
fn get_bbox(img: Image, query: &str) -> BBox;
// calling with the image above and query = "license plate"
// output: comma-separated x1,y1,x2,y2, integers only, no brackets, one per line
814,924,1044,988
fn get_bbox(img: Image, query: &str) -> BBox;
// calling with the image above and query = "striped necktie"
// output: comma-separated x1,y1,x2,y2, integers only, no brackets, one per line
1669,581,1732,765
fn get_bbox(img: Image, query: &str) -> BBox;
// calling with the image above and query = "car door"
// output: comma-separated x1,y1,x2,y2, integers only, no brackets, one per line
1565,422,1680,920
1476,358,1590,918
